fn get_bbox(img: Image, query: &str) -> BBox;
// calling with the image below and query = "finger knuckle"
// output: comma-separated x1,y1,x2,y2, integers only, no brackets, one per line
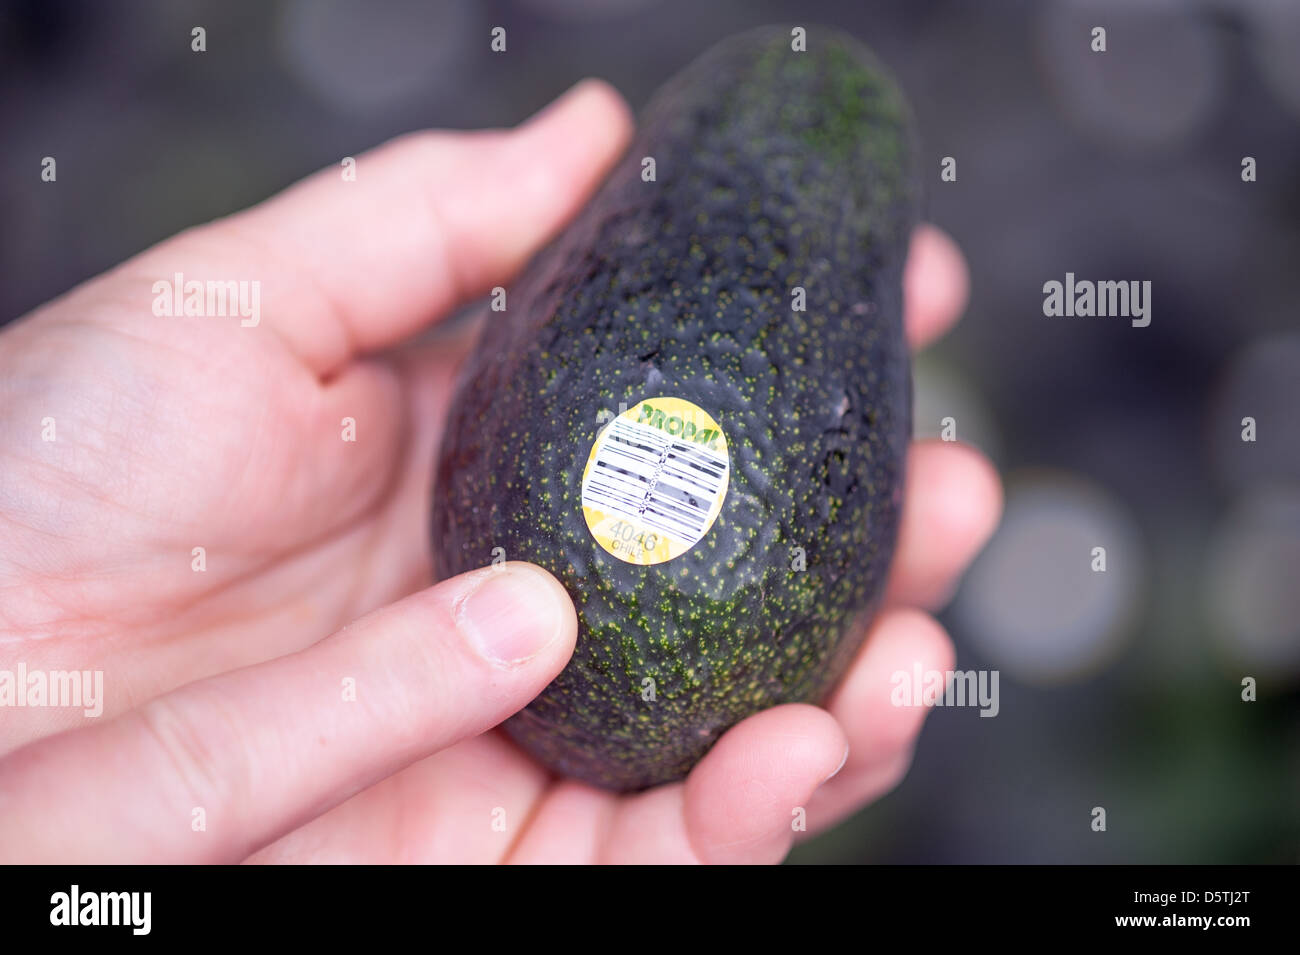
136,689,247,817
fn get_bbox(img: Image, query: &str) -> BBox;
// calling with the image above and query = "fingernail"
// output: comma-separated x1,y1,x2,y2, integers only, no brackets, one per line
456,565,563,666
820,745,850,787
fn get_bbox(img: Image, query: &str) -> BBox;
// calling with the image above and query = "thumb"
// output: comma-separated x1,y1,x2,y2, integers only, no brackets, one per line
0,562,575,863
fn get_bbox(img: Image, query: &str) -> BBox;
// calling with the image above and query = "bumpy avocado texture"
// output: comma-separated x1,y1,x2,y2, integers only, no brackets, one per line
433,25,919,791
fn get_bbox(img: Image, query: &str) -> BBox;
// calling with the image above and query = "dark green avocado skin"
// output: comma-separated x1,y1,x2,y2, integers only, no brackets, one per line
433,26,918,791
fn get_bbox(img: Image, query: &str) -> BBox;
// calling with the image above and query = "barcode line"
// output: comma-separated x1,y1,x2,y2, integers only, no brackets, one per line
584,418,728,544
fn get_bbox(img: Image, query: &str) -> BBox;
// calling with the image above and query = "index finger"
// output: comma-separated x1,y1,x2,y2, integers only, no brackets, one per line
125,80,634,377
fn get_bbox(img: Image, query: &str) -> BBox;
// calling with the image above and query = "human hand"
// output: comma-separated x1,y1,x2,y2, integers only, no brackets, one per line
0,81,999,863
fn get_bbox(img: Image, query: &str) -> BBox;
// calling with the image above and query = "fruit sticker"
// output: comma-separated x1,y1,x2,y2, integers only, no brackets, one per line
581,397,730,565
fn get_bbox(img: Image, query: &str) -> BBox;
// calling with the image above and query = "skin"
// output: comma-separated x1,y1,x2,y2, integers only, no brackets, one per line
0,80,1000,864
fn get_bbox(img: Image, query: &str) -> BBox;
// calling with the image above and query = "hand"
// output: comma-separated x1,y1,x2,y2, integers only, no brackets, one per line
0,81,999,863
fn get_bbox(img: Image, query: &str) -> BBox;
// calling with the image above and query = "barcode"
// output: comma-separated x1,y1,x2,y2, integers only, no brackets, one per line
583,419,728,544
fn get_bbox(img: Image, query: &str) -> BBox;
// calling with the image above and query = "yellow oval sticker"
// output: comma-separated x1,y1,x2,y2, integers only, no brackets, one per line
580,397,730,565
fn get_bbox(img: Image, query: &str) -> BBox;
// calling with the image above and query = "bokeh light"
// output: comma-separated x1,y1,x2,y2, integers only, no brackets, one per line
953,472,1145,684
1243,0,1300,124
277,0,480,113
1034,0,1223,152
1207,333,1300,491
1205,485,1300,680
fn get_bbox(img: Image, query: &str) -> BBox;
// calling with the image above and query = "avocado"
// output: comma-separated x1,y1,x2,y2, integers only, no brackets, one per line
433,25,918,791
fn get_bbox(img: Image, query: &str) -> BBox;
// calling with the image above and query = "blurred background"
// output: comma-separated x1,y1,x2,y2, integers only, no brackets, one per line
2,0,1297,862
